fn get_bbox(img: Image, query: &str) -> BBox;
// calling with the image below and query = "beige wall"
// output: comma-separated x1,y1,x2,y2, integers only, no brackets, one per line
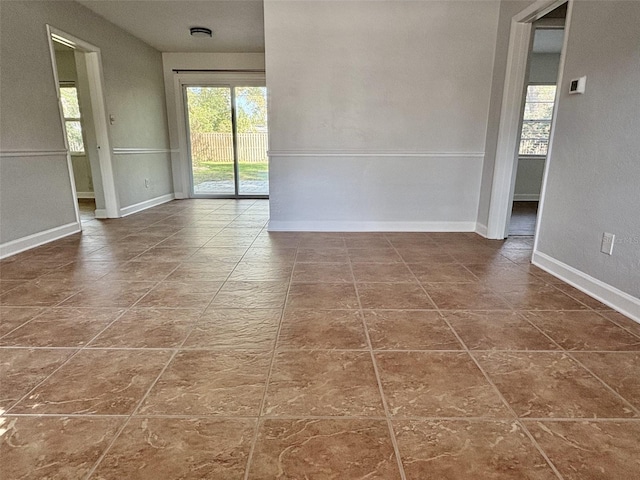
529,52,562,84
264,0,500,230
536,0,640,300
0,0,172,245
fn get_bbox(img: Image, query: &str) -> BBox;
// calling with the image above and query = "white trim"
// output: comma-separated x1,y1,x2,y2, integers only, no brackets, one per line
0,222,81,259
268,220,477,233
119,193,175,217
268,150,485,158
47,30,82,228
485,0,569,240
176,71,266,85
172,74,190,197
0,150,68,158
518,155,547,161
533,2,574,253
94,209,108,219
514,194,540,201
84,50,119,218
112,148,176,155
174,72,268,198
532,251,640,323
486,19,534,239
475,222,488,238
76,191,95,199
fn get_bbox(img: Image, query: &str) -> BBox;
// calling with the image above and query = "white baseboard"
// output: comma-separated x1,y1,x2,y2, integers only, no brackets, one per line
94,209,108,219
0,222,81,259
268,220,477,233
76,192,95,199
532,251,640,323
119,193,175,217
174,192,188,200
475,222,488,238
513,194,540,201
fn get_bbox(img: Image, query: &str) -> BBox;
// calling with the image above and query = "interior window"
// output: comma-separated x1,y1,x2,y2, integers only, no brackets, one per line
59,85,85,154
519,84,557,156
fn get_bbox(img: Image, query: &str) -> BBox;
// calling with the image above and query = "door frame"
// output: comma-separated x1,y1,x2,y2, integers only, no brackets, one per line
485,0,572,239
174,72,268,199
46,25,120,220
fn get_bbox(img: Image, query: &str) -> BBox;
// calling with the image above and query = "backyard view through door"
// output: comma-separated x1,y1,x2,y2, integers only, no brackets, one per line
185,85,269,196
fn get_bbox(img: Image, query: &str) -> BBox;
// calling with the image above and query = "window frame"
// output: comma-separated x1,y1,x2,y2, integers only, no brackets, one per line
518,83,557,157
59,82,86,155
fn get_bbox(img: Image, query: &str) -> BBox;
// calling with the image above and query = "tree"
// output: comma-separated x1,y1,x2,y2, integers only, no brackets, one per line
186,87,232,133
186,86,267,134
235,87,268,133
186,86,269,166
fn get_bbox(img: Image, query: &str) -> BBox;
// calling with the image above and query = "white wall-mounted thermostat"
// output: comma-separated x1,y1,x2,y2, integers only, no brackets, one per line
569,76,586,94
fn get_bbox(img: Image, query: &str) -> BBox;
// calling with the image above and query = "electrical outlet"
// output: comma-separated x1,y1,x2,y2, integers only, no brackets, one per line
601,232,615,255
144,178,150,189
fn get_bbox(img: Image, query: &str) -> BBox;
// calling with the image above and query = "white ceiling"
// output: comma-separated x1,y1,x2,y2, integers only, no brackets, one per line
76,1,562,56
532,28,564,54
77,0,265,53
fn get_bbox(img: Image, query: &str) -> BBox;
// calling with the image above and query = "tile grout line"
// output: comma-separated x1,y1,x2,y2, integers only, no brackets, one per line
389,238,523,313
242,226,298,480
546,280,615,313
593,309,640,340
387,240,566,480
6,411,640,422
514,311,640,417
81,347,182,480
6,345,640,354
3,207,639,478
563,351,640,417
448,321,566,480
521,307,635,363
82,291,211,480
77,203,262,478
112,259,196,310
446,324,566,480
417,245,640,420
120,207,267,310
348,251,408,480
0,307,52,341
3,305,134,416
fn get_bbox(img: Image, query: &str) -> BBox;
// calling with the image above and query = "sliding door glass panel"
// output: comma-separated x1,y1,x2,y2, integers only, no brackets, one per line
185,86,235,195
235,87,269,195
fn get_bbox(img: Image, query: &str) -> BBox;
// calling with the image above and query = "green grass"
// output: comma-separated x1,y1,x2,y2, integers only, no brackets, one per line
193,161,268,185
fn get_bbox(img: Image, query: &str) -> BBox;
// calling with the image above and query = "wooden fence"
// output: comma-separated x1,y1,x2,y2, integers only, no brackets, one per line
190,132,268,164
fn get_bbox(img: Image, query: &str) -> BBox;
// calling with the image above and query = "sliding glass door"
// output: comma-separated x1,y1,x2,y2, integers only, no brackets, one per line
184,82,268,197
235,87,269,195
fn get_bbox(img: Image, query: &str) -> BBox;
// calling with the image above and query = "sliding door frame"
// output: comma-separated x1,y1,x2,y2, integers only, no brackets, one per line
175,72,268,199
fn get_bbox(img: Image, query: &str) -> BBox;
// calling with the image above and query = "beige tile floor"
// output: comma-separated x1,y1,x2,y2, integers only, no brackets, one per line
1,199,639,479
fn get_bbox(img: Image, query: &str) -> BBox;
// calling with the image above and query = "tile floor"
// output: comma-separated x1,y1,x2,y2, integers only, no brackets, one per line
1,199,639,479
509,201,539,236
78,199,96,223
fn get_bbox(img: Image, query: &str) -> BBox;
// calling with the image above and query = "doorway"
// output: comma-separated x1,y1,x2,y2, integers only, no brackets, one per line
181,74,269,198
47,26,120,221
509,20,565,236
485,0,570,240
52,41,96,219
